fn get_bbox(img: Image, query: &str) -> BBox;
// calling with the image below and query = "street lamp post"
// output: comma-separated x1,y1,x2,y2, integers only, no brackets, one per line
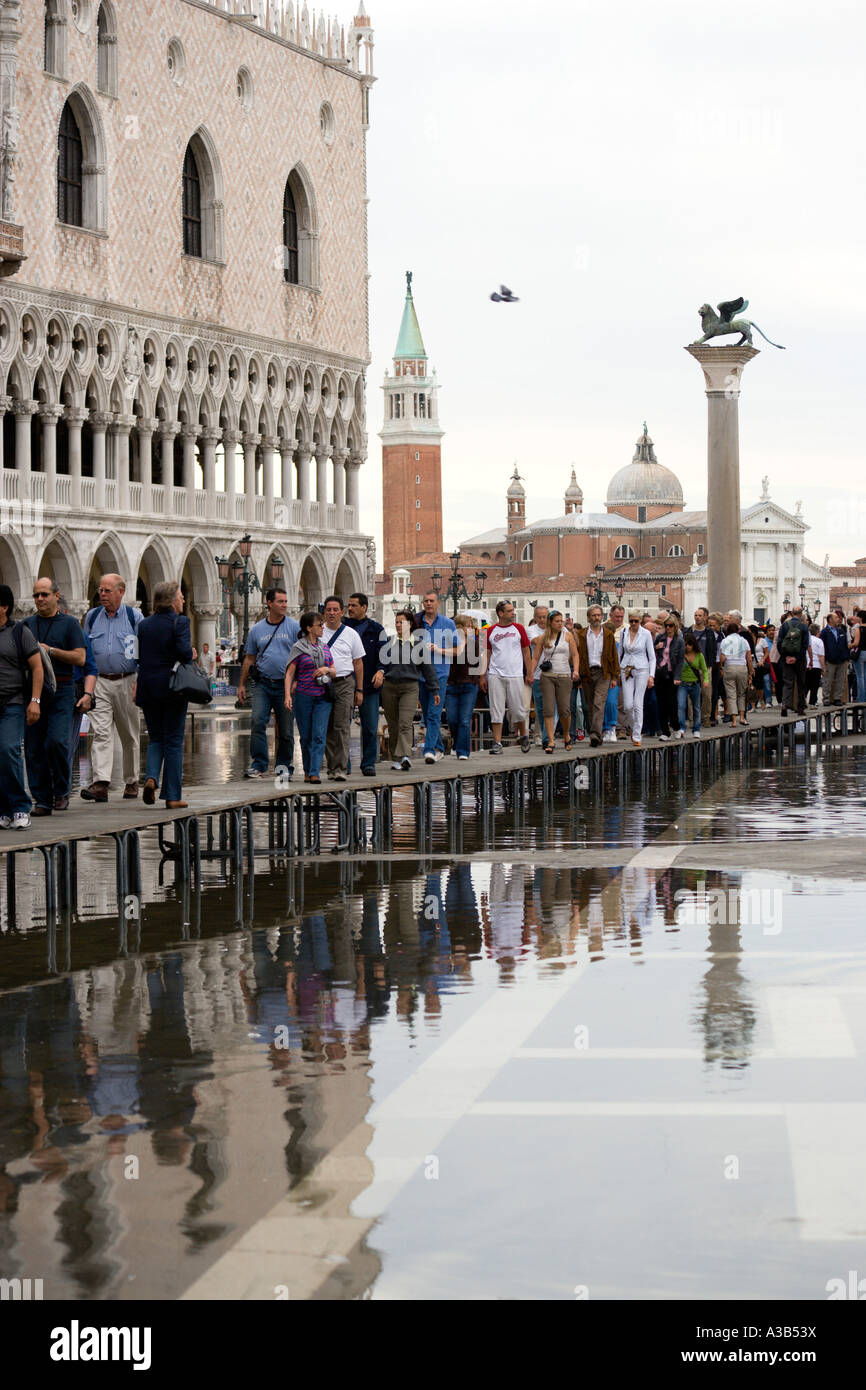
214,534,262,659
583,564,623,616
433,549,486,617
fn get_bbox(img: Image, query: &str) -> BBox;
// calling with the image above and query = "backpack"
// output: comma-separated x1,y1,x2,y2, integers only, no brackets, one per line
84,604,138,635
780,621,804,658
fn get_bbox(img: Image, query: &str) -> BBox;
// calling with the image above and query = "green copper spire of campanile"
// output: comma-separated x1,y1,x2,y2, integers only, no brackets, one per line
394,270,427,360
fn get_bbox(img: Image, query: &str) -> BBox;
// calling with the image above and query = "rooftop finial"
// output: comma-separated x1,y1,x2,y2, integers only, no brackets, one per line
642,420,648,436
406,269,413,296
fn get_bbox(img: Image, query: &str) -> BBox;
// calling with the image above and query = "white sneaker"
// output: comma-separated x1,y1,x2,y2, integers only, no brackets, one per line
674,729,684,740
0,815,11,830
658,733,670,741
631,735,642,745
432,750,444,762
458,754,469,761
603,729,617,743
424,752,436,764
12,812,30,830
692,729,701,738
391,760,402,770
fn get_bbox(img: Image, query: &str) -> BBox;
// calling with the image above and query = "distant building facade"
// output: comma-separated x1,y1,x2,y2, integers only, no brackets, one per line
0,0,377,645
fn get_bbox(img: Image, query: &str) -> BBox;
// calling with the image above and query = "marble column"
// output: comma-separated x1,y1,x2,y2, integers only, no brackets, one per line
192,604,222,664
180,423,199,502
280,438,297,507
792,544,802,610
743,540,754,620
136,416,158,513
776,542,787,616
347,454,362,514
111,414,135,513
38,405,64,505
90,410,111,509
332,447,348,516
65,406,86,508
242,432,260,525
158,421,179,493
315,446,329,505
0,395,10,470
199,427,220,521
686,344,759,615
296,444,312,504
223,428,241,523
261,434,277,526
12,399,36,499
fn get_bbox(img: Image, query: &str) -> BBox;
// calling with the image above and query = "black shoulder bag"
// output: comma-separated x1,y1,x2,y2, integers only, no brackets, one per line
168,616,213,705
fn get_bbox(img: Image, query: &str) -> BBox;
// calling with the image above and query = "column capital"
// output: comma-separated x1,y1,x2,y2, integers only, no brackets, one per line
0,394,12,413
158,420,181,440
242,431,262,448
179,422,200,442
136,415,159,435
222,427,242,446
280,437,299,456
313,443,330,459
260,434,279,450
64,407,88,428
109,413,136,434
199,427,222,445
295,443,313,462
191,604,223,621
348,454,364,469
90,410,112,430
12,398,37,418
331,446,350,463
37,404,65,423
685,343,760,395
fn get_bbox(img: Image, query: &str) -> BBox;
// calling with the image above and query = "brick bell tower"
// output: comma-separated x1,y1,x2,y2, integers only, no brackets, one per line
380,271,444,575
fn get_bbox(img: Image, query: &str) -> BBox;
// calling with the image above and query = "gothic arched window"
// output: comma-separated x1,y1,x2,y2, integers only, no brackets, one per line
96,2,118,97
44,0,67,78
57,101,84,226
521,543,533,562
282,179,298,284
182,144,202,257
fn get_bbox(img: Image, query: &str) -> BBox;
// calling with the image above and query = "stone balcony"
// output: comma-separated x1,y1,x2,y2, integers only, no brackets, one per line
0,221,25,278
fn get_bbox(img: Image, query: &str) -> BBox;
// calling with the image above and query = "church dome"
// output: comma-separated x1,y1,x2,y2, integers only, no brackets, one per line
564,467,583,502
606,425,683,510
506,465,525,499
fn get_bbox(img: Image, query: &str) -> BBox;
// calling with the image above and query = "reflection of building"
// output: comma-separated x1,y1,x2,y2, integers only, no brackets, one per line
384,425,830,624
0,1,376,645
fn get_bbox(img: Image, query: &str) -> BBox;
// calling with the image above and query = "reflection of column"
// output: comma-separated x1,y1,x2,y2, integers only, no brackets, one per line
90,410,111,508
261,434,277,525
296,444,312,504
38,405,63,505
158,421,179,491
347,453,362,514
66,407,86,508
111,414,135,512
12,400,36,499
776,542,786,612
199,427,220,521
315,446,329,504
686,344,759,614
180,423,199,496
332,447,348,514
137,416,157,513
242,431,260,524
223,428,240,520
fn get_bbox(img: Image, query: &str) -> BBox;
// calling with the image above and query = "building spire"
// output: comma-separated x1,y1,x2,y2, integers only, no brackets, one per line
394,270,426,361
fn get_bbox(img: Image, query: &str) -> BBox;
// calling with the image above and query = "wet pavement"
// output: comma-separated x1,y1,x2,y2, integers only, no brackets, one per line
1,724,865,1300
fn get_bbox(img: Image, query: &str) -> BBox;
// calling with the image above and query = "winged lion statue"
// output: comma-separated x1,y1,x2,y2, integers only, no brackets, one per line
692,298,785,349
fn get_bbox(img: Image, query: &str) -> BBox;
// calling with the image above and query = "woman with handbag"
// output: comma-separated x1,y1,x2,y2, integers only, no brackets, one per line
618,612,655,746
284,611,337,783
529,611,580,751
653,616,685,740
135,581,195,808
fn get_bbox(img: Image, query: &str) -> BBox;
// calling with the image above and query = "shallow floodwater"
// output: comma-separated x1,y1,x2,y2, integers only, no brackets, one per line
1,740,865,1300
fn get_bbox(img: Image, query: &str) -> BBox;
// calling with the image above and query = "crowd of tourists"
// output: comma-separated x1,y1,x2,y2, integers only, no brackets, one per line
1,574,864,830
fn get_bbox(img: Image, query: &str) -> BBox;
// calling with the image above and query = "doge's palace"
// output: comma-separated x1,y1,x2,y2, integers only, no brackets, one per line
0,0,376,650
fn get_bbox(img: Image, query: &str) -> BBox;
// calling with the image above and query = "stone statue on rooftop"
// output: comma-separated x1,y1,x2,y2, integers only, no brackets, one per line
692,298,785,349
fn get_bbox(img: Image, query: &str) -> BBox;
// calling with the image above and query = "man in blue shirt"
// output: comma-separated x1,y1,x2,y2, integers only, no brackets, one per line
345,590,385,775
81,574,143,801
24,577,86,814
69,627,98,775
820,611,850,707
237,587,300,779
417,590,456,763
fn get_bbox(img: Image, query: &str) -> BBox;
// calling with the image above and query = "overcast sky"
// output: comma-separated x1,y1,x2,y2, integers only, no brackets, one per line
358,0,864,569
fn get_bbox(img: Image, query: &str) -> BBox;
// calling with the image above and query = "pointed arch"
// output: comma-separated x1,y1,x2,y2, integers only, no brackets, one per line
38,526,84,603
282,163,319,287
182,127,225,262
58,85,107,232
0,528,31,606
179,535,221,608
297,545,328,610
332,547,364,598
96,1,118,96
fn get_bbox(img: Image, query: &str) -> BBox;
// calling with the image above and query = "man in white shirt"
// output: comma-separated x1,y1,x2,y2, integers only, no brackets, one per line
480,600,531,754
526,604,549,747
322,595,365,780
806,625,825,706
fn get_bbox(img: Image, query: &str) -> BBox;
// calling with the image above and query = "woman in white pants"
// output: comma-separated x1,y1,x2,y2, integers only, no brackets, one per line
619,612,656,745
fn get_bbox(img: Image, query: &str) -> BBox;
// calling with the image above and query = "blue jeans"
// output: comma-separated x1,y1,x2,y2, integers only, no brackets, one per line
445,683,477,758
142,698,188,802
294,691,330,776
533,681,548,745
569,681,586,733
761,670,773,704
0,705,29,816
855,656,866,703
250,675,294,774
602,685,619,732
358,691,380,771
420,672,449,753
24,679,75,807
677,682,701,732
643,685,660,736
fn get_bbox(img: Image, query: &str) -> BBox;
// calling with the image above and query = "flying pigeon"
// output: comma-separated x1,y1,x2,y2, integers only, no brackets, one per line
490,285,520,303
